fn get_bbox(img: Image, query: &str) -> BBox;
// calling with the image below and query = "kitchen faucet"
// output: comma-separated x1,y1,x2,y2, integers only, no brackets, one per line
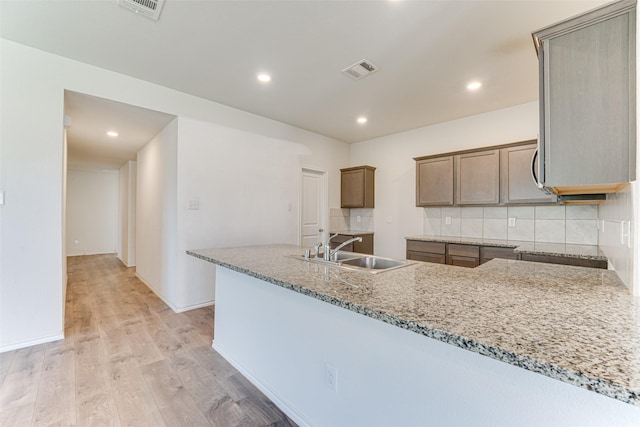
324,234,362,261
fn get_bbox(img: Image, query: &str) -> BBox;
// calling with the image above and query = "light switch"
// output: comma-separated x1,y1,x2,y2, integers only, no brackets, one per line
188,199,200,210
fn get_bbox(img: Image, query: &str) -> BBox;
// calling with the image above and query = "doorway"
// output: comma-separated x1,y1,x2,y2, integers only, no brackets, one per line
300,168,328,248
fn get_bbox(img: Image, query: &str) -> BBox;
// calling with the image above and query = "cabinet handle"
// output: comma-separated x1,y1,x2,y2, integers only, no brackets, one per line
530,148,543,189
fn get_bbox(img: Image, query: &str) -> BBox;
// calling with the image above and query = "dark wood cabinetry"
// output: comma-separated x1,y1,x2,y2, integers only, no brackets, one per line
447,244,480,268
500,144,556,204
415,141,556,207
456,150,499,206
520,253,607,269
406,239,607,269
341,166,375,208
406,240,446,264
330,233,374,255
416,156,454,207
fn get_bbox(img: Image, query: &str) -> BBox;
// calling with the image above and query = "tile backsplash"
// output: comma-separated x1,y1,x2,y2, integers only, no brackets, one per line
330,208,375,232
423,205,599,245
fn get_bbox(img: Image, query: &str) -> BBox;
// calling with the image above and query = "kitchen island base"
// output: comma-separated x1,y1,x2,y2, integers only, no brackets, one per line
212,266,640,427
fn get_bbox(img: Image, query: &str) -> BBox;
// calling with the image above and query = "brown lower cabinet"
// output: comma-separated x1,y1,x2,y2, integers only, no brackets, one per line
406,239,607,269
406,240,446,264
520,253,607,269
447,244,480,267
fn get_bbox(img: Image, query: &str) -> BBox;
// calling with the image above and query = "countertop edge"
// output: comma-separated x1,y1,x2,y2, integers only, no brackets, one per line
186,249,638,406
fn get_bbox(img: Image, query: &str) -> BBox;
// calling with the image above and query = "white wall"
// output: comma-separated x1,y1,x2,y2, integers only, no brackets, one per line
0,39,348,351
66,169,118,256
136,119,178,308
350,102,540,259
118,160,137,267
174,117,319,309
136,115,349,312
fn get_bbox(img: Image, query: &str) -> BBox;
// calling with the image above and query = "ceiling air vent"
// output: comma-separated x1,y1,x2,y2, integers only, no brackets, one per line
341,59,379,80
118,0,165,21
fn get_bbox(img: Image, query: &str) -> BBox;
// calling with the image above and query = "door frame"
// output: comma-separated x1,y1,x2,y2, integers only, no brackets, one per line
299,167,329,247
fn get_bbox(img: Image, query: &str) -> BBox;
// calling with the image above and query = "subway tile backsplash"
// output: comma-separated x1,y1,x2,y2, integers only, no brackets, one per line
423,205,599,245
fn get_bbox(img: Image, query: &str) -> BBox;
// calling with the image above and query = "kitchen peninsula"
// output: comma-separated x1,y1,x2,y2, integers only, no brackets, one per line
188,244,640,426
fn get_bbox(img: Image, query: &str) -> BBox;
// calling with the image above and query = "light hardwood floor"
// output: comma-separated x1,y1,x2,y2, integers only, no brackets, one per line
0,254,297,427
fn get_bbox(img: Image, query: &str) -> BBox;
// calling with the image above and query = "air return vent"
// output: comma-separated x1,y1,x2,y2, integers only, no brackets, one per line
341,59,379,80
118,0,165,21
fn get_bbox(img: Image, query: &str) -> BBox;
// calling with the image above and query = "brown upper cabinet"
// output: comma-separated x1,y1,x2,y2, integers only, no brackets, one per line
415,141,556,207
500,144,556,204
456,150,499,205
532,0,636,195
341,166,375,208
416,156,454,206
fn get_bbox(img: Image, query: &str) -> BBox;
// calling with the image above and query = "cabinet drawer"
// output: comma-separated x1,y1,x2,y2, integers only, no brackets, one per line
407,252,446,264
447,255,479,268
480,246,517,262
448,244,479,258
406,240,446,254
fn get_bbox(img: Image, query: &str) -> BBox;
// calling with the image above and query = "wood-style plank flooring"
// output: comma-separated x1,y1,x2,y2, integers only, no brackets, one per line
0,254,297,427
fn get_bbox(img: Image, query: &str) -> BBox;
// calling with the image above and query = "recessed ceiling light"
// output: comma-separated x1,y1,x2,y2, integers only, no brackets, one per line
257,73,271,83
357,117,368,124
107,131,119,137
466,81,482,91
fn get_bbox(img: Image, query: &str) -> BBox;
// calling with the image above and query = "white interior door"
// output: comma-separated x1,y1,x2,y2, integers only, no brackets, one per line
300,168,327,248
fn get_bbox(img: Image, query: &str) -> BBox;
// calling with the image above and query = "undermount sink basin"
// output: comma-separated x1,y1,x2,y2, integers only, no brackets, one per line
288,251,414,274
340,256,407,270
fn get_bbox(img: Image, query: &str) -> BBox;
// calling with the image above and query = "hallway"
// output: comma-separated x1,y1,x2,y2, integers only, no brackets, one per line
0,254,296,426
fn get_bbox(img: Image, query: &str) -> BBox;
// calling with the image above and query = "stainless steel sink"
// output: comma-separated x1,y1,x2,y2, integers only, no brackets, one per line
340,256,407,270
288,252,414,274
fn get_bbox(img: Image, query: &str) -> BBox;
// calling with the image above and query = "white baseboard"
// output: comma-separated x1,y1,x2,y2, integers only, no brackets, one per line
0,333,64,353
134,273,214,313
212,342,310,427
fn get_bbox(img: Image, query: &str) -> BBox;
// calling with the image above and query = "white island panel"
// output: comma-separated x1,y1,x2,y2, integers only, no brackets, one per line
213,266,640,427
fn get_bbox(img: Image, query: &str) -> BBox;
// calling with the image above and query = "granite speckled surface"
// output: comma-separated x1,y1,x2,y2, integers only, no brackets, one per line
405,235,606,260
188,244,640,406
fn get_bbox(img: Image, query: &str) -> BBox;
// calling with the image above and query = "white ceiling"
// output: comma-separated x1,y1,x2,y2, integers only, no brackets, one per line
64,91,176,169
1,0,608,168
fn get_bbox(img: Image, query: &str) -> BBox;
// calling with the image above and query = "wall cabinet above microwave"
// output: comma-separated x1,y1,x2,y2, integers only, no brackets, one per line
532,0,636,195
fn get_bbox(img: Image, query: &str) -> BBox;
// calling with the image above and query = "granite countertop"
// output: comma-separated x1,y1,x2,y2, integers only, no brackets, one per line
406,235,607,261
329,230,374,236
187,244,640,406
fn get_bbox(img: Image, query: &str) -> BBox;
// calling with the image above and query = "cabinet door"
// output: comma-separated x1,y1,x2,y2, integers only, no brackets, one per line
341,167,375,208
500,145,556,204
456,150,499,205
541,11,635,189
416,156,454,206
341,169,365,208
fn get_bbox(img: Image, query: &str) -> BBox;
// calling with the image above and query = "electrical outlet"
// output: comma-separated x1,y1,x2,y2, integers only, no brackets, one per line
325,364,338,392
356,215,361,223
508,217,516,228
445,216,451,225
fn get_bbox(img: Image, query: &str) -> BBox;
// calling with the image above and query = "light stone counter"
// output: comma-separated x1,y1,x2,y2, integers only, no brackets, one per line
188,244,640,406
406,235,606,260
